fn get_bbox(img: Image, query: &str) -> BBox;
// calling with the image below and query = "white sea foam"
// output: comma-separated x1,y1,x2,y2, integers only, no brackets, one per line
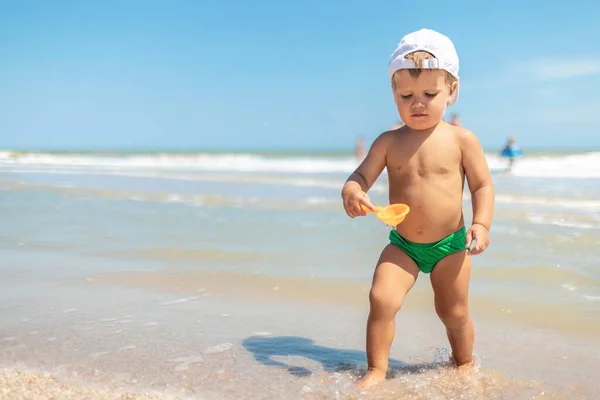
89,351,111,359
561,284,577,292
158,296,199,306
582,295,600,301
2,150,600,178
496,195,600,212
169,355,203,371
526,214,598,229
204,342,233,354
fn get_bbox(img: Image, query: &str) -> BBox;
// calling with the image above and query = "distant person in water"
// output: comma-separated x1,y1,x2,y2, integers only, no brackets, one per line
449,113,461,126
500,136,522,172
355,137,366,159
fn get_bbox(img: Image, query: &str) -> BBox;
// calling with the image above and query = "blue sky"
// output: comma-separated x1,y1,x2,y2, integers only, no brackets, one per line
1,0,599,151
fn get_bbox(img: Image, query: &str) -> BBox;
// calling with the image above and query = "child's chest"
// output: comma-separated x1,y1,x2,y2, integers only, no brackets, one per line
387,138,462,177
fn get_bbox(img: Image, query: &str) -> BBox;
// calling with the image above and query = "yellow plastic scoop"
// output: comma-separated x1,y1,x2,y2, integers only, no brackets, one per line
362,203,410,226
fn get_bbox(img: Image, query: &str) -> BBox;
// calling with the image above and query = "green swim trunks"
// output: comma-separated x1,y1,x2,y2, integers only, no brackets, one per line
389,226,467,274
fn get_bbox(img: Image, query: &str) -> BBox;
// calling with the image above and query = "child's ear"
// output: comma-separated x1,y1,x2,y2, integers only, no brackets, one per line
448,81,459,104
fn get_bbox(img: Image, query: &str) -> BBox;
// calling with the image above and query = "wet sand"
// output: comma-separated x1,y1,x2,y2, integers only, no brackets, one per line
0,369,173,400
1,271,598,399
90,268,600,339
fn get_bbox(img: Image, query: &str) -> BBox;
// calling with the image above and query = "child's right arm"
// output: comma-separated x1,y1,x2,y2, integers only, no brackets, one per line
342,133,390,218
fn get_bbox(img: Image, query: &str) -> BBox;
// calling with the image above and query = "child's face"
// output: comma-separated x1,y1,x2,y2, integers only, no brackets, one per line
392,70,456,130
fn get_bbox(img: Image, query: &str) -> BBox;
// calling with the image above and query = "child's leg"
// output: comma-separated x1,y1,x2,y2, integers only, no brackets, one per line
430,251,474,367
357,244,420,388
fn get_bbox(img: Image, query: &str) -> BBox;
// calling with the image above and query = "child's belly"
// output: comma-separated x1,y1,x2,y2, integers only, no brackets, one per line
389,180,465,243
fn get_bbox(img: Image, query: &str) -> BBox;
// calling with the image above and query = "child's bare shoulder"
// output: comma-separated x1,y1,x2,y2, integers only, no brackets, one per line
448,123,472,137
447,124,481,149
370,127,401,150
381,124,411,142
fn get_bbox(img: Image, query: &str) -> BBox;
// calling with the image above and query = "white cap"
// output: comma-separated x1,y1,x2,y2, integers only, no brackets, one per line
388,29,460,105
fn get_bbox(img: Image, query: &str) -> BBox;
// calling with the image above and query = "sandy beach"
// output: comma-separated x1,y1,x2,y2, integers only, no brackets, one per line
0,369,174,400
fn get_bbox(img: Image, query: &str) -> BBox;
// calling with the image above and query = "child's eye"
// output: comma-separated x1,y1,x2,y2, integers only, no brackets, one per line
400,94,412,99
425,93,438,98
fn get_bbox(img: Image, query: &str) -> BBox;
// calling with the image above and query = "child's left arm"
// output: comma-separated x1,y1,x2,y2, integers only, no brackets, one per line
461,130,495,255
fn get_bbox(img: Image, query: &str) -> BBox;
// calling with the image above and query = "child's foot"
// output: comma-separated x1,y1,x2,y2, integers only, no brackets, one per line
455,360,476,376
355,368,386,389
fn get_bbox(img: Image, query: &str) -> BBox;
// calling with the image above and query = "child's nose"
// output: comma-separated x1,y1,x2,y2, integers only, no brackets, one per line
411,99,426,109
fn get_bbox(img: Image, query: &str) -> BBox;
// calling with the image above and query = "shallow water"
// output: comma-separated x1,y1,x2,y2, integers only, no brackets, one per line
1,150,599,398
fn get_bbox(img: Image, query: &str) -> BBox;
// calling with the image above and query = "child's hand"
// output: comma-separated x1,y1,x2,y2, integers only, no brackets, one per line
342,187,376,218
466,223,489,255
